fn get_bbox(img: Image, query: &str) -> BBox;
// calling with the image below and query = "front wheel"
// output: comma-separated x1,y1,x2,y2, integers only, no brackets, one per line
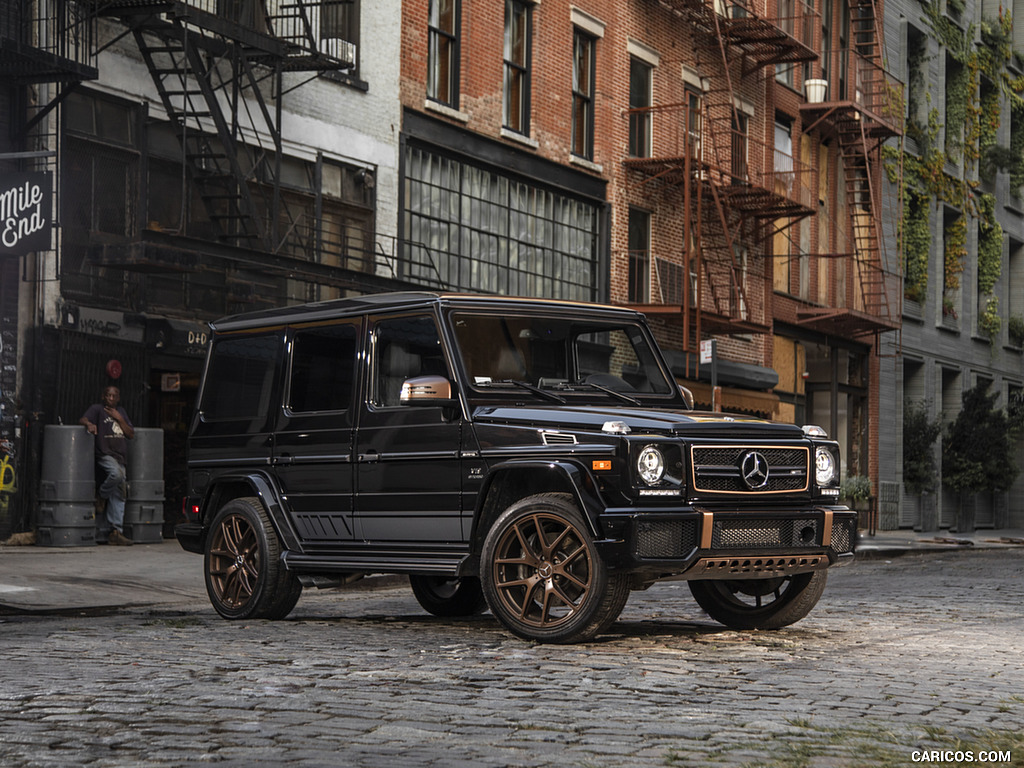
688,571,827,630
409,575,488,617
204,497,301,620
480,493,629,643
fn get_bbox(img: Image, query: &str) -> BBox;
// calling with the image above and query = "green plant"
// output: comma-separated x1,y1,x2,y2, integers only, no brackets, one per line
976,194,1003,295
942,295,958,319
904,401,942,494
979,295,1001,342
840,474,872,502
903,191,931,303
944,216,967,291
942,383,1020,492
1009,314,1024,346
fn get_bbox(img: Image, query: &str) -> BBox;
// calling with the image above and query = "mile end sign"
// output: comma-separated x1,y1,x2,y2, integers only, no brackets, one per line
1,172,53,256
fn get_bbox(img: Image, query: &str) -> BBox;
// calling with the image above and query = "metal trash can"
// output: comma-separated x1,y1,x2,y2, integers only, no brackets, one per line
37,425,96,547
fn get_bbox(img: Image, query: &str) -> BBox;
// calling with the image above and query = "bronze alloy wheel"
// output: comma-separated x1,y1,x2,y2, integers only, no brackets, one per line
491,511,594,628
208,512,261,610
481,493,630,643
203,497,301,621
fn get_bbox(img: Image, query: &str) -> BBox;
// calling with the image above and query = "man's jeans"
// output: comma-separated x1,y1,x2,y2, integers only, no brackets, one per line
97,454,127,532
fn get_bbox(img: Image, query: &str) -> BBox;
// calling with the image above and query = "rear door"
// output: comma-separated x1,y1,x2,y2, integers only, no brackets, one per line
354,312,463,543
272,318,361,544
190,331,283,483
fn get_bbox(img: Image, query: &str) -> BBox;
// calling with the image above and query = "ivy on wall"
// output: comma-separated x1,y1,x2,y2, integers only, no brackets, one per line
976,193,1002,296
944,214,967,292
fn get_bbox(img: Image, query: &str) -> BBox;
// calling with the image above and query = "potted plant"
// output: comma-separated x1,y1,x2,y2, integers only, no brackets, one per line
942,384,1019,532
840,475,873,528
904,400,942,531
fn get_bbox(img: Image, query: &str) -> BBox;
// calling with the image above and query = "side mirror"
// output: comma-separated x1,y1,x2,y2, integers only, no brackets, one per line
400,375,458,407
679,385,695,410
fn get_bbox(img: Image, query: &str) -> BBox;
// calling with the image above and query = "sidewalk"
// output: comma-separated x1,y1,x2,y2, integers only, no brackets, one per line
1,530,1023,615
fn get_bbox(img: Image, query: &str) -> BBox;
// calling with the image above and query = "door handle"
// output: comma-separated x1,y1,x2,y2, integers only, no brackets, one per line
358,450,380,463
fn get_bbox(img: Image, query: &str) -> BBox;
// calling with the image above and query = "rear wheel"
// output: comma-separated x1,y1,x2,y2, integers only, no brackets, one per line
688,571,827,630
480,493,629,643
409,575,488,617
204,497,301,620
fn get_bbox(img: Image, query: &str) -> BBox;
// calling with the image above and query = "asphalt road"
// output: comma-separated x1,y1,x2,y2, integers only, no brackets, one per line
1,550,1022,767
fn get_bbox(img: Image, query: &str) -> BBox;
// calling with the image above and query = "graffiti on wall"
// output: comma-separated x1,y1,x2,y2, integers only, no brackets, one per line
0,308,19,523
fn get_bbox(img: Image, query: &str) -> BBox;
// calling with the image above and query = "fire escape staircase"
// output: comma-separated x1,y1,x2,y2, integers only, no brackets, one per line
624,0,818,342
797,0,903,340
89,0,355,255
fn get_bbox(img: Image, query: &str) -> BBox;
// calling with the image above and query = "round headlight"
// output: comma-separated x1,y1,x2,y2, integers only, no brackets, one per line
637,445,665,485
815,447,837,486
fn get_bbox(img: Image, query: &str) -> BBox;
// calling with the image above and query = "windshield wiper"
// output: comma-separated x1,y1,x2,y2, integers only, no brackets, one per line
568,380,642,406
478,379,567,404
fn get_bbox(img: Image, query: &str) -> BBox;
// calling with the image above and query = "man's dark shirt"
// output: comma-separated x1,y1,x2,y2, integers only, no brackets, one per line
81,403,133,466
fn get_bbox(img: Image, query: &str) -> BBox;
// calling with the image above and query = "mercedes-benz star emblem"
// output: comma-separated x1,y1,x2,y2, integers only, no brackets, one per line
740,451,770,490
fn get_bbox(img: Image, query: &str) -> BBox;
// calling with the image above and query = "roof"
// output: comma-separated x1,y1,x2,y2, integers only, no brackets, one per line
210,292,644,332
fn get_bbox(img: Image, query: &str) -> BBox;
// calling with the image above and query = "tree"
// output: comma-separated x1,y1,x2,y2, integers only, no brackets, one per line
942,384,1019,493
903,400,941,494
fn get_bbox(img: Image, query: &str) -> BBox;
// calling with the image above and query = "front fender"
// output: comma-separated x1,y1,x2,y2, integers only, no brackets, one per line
471,459,607,546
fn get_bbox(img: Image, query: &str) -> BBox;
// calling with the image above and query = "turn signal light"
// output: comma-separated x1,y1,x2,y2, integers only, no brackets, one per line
592,460,612,471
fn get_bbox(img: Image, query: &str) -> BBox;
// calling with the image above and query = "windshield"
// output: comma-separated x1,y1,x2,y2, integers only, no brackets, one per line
450,312,674,397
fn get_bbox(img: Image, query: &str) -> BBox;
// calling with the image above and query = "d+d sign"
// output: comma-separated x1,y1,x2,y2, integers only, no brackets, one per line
1,172,53,256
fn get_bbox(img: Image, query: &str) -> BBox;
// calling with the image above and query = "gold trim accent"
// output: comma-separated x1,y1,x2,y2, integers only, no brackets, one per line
821,509,833,547
699,509,714,549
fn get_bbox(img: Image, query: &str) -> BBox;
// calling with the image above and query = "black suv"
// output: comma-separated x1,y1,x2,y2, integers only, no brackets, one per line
176,292,855,643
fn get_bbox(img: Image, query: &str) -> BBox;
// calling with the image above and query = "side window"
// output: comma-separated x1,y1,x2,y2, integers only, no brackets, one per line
200,334,282,420
372,315,450,407
288,323,358,413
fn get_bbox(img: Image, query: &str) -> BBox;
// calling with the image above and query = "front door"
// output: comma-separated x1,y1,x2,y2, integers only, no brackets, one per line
273,319,361,544
354,312,463,543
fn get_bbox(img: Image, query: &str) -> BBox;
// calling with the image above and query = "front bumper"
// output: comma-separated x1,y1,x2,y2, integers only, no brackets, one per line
595,505,857,580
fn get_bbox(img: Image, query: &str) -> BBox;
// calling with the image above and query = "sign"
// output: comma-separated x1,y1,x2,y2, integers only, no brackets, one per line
161,373,181,392
700,339,714,364
0,172,53,256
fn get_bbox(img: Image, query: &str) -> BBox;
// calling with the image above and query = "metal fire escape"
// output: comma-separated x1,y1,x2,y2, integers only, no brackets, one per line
798,0,903,341
623,0,819,350
87,0,355,256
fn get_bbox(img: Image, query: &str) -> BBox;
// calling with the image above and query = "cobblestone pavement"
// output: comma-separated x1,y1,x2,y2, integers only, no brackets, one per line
1,550,1022,768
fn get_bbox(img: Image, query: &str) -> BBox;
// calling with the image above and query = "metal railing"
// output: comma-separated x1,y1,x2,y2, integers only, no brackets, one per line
0,0,96,77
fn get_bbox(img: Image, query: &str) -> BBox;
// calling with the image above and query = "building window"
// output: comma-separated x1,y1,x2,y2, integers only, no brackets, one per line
503,0,531,134
628,207,650,302
428,0,459,107
628,58,651,158
731,110,749,183
775,0,795,87
320,0,359,70
572,29,596,160
686,86,703,160
403,145,600,301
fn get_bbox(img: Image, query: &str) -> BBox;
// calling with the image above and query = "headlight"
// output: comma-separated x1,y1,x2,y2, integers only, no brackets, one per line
637,445,665,485
815,446,837,486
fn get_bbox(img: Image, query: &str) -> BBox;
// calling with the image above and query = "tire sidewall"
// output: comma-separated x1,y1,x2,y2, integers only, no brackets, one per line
204,497,276,620
480,493,615,643
689,571,828,630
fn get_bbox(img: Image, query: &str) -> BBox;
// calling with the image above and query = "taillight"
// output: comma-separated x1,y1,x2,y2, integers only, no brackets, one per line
182,497,201,521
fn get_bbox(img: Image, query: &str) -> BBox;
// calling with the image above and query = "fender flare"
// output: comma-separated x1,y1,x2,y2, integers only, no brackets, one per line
471,458,607,546
201,471,302,552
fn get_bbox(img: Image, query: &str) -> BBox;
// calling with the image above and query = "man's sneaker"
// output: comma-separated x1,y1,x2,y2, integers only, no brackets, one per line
108,529,133,546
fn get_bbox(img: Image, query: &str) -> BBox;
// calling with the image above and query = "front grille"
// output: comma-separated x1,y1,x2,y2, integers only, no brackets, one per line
831,518,856,553
691,445,809,494
712,518,820,549
635,519,697,559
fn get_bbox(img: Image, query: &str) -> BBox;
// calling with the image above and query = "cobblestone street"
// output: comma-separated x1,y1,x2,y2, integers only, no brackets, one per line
1,550,1022,767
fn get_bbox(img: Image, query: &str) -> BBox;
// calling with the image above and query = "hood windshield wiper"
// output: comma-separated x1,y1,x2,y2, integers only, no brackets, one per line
479,379,567,404
570,380,642,406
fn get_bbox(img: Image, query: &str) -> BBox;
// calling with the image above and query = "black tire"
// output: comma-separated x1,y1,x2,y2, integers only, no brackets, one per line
480,493,630,643
409,575,488,617
688,571,827,630
204,496,301,620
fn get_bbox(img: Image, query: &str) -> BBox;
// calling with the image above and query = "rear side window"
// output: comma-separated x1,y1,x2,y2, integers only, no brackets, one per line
288,323,358,413
200,333,282,420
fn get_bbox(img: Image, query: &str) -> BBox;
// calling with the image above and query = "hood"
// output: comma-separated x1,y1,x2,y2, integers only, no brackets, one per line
472,404,805,438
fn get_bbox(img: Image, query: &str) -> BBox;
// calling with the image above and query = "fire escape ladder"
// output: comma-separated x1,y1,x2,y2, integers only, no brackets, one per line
702,180,749,320
837,111,893,326
132,22,274,250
